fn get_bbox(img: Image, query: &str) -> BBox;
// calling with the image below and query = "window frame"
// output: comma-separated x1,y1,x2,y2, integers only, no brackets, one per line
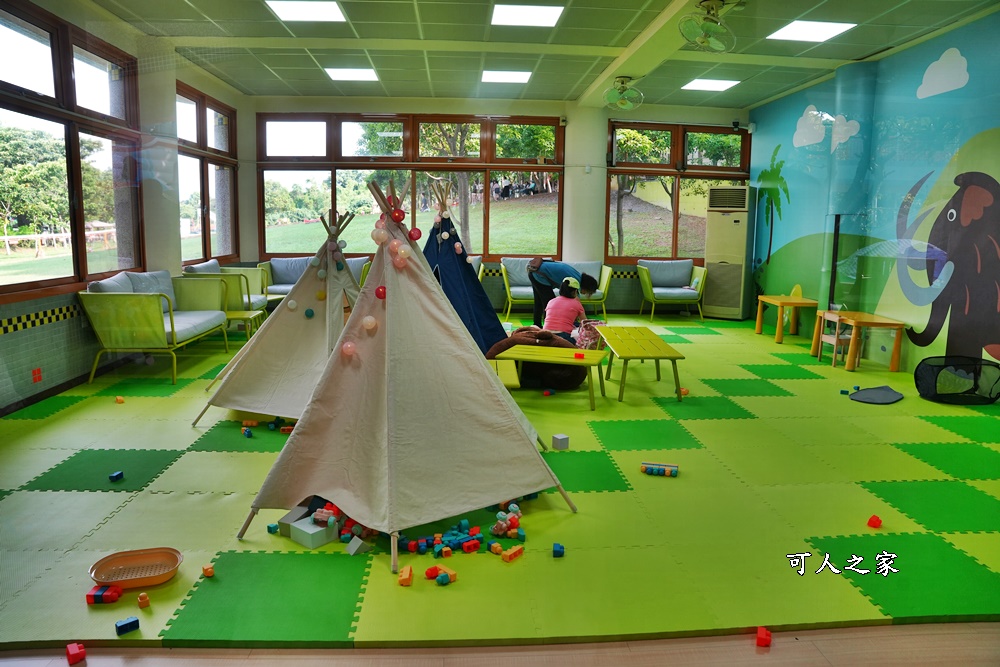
489,116,562,166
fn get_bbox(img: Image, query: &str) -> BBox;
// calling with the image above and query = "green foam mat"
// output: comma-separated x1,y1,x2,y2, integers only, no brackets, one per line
844,415,971,444
894,442,1000,480
21,449,183,492
942,532,1000,573
807,532,1000,620
740,364,825,380
3,396,87,420
652,395,756,420
701,378,794,397
770,352,826,366
95,378,196,397
662,326,722,336
702,319,755,329
862,480,1000,533
540,450,631,492
189,420,290,453
920,416,1000,443
708,441,851,485
0,490,130,551
162,551,369,647
0,447,74,490
588,419,702,451
810,444,950,482
657,333,690,344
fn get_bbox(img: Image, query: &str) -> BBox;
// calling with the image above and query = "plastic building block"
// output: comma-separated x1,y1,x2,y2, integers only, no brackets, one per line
853,385,860,391
268,422,277,431
542,389,554,396
345,536,371,555
867,515,882,529
280,425,294,434
640,462,678,477
680,387,690,396
108,471,124,482
438,565,457,582
516,527,526,542
115,616,139,636
242,428,253,438
398,565,413,587
66,642,86,665
756,626,771,647
552,434,570,450
339,532,352,544
574,352,584,359
433,544,444,558
137,592,150,609
267,523,279,534
458,519,470,532
114,396,124,404
553,543,565,558
469,525,481,537
840,389,850,395
442,546,452,558
462,539,481,554
202,564,214,577
407,540,418,553
87,584,122,604
501,545,524,562
242,420,258,427
436,572,451,586
425,566,441,580
507,515,520,529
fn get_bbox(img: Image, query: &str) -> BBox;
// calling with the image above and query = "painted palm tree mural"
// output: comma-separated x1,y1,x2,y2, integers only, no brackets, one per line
757,145,790,264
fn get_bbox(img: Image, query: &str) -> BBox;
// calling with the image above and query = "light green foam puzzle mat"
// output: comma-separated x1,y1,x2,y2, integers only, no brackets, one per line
95,378,196,397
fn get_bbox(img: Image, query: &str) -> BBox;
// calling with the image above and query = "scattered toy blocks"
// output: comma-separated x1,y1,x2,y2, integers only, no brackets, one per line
115,616,139,636
502,545,524,562
66,642,86,665
438,565,457,582
202,564,214,577
398,565,413,587
552,434,570,450
756,626,771,647
137,592,149,609
108,471,124,482
462,539,481,553
640,462,678,477
425,566,441,580
290,516,338,549
346,535,372,556
867,515,882,529
553,543,565,558
267,523,279,534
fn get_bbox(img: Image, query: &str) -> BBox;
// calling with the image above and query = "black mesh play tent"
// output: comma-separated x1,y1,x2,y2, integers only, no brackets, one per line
914,356,1000,405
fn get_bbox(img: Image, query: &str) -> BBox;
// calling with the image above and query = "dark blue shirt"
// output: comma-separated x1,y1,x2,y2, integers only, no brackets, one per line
534,261,581,288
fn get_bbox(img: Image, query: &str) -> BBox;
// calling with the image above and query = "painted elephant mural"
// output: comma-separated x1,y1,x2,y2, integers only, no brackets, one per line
897,171,1000,360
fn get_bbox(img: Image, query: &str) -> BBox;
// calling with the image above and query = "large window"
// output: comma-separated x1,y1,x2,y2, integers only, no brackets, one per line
1,0,140,299
176,82,238,265
257,114,565,260
607,121,749,262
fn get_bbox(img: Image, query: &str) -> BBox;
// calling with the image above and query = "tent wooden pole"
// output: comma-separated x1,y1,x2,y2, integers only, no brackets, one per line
536,435,548,451
390,532,399,573
236,508,258,539
191,402,212,427
556,485,578,513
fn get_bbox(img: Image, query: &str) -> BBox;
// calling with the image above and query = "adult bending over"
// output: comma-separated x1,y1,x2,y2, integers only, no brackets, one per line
527,258,597,327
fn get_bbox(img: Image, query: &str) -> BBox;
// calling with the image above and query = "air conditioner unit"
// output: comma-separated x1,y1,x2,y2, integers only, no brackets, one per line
703,186,756,320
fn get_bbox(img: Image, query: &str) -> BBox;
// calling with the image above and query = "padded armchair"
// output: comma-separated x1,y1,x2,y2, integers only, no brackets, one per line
500,257,535,320
468,256,484,281
79,273,229,384
346,256,371,286
578,264,612,320
257,256,311,298
637,259,706,321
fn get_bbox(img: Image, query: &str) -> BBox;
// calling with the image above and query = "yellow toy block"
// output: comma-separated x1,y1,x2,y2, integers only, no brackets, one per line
491,543,503,555
502,545,524,563
397,565,413,587
442,546,452,558
438,565,457,582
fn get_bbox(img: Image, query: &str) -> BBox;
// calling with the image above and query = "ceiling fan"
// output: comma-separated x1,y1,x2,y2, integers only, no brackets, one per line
603,76,644,111
678,0,737,54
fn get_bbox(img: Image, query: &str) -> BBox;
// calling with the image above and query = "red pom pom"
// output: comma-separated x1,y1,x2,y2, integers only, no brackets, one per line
391,208,406,223
408,228,422,241
375,285,386,300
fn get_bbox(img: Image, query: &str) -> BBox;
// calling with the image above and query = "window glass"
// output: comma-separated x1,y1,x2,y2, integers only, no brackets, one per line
495,123,555,161
418,122,480,159
262,170,332,253
207,107,229,152
80,132,139,274
342,121,403,158
333,169,410,255
685,132,742,168
613,127,672,165
176,95,197,143
265,121,326,157
73,46,125,119
608,174,675,258
413,171,484,256
678,177,740,258
487,169,557,256
178,154,203,261
0,10,54,97
0,109,71,285
209,164,235,257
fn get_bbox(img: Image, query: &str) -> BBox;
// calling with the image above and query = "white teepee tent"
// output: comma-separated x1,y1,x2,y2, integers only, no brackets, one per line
193,212,360,424
238,182,575,571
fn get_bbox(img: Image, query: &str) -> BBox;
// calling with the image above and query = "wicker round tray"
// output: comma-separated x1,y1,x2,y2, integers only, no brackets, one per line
89,547,183,588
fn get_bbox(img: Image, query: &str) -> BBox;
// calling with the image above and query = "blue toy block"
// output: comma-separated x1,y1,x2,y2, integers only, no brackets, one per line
435,572,451,586
268,422,277,430
339,533,352,543
418,541,427,555
458,519,470,532
108,471,124,482
553,543,565,558
243,428,253,438
115,616,139,636
433,544,444,558
517,527,526,542
486,540,499,550
840,389,850,395
266,523,279,534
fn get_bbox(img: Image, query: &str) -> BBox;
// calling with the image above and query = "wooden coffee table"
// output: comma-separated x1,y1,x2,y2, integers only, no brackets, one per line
755,294,818,344
596,326,685,402
495,345,608,410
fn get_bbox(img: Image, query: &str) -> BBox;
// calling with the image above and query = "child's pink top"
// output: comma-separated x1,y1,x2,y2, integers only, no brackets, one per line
544,296,585,334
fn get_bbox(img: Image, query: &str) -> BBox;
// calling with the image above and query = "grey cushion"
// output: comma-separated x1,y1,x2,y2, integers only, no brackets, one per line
501,257,534,287
468,256,483,275
267,284,294,296
243,293,268,310
569,261,602,282
164,310,226,343
88,272,133,294
126,270,176,312
638,259,693,288
271,257,312,285
345,256,369,283
651,287,698,300
183,258,221,273
510,286,534,300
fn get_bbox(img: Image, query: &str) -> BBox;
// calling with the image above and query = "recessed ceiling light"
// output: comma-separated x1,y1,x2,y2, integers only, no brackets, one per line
325,68,378,81
491,4,564,27
682,79,740,91
266,1,345,22
767,20,856,42
482,71,531,83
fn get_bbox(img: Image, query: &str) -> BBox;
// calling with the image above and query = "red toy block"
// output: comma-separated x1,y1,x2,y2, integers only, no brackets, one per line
280,425,294,434
469,526,481,537
425,566,441,580
137,592,150,608
462,539,481,553
507,515,520,529
101,585,122,603
398,565,413,587
202,564,214,577
442,546,452,558
407,540,418,553
66,642,86,665
574,352,584,359
756,626,771,647
867,515,882,528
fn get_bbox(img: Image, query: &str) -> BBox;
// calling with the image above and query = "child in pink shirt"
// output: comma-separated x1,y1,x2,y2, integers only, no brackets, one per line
543,277,586,343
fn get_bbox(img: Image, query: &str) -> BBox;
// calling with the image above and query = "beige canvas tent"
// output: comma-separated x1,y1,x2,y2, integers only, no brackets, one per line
193,213,359,425
237,182,575,571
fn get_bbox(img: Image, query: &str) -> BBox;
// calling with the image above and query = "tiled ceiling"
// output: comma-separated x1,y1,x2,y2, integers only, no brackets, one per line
92,0,999,108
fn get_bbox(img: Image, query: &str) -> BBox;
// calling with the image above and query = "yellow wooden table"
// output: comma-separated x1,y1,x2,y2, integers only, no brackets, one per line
226,309,265,340
596,325,686,402
810,310,906,371
755,294,819,343
495,345,608,410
